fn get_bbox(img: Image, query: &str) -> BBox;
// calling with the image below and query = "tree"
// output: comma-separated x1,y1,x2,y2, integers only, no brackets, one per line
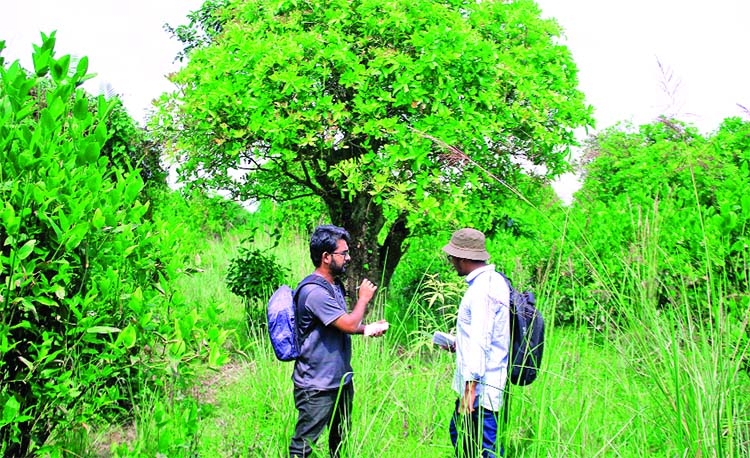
102,99,169,193
158,0,593,290
560,118,750,324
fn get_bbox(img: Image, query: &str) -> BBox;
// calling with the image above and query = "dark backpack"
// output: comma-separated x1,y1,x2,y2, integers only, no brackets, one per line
499,272,544,386
266,274,336,361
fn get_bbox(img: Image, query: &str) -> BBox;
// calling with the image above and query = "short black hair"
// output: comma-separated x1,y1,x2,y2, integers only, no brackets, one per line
310,225,350,267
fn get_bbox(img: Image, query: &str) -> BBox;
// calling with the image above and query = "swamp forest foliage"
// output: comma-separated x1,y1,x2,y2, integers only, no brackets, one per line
1,4,749,455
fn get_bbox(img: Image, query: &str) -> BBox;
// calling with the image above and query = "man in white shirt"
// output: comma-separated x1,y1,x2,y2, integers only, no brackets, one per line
443,228,511,458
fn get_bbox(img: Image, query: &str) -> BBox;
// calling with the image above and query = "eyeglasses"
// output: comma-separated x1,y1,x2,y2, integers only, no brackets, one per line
330,250,350,258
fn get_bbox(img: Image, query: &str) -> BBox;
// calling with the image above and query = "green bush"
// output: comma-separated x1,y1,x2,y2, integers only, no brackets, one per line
386,179,563,337
225,239,289,326
0,34,228,456
556,118,750,330
153,187,252,239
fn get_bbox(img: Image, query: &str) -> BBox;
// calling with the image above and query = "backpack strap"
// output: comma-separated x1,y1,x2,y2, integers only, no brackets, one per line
496,270,513,293
293,274,340,340
497,271,535,305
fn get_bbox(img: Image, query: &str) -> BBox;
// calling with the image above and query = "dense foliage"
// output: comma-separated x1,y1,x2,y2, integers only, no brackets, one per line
386,174,565,328
557,118,750,325
225,240,288,325
157,0,593,293
102,99,167,193
0,34,227,456
3,5,748,455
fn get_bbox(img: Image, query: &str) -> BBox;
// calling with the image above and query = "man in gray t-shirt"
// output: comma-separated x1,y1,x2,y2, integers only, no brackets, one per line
293,278,352,390
289,225,388,458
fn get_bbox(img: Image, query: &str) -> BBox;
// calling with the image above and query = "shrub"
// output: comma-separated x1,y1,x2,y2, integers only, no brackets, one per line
0,34,227,456
559,119,750,328
225,239,289,326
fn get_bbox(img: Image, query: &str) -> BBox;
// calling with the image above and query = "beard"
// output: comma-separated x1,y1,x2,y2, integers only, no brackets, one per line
330,260,348,276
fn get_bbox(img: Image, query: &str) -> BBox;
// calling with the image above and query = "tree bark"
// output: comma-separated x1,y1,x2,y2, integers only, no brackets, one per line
327,194,408,303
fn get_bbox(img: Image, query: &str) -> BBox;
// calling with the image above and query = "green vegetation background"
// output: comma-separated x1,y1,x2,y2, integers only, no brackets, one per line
2,17,750,458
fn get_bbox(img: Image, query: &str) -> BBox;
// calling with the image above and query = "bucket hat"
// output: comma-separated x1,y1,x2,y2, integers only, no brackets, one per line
442,228,490,261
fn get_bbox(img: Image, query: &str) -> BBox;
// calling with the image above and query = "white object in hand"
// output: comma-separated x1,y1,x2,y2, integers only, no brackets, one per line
432,331,456,347
364,321,389,336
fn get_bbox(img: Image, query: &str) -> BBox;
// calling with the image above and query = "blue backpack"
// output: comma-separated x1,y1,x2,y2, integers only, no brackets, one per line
499,272,545,386
266,274,336,361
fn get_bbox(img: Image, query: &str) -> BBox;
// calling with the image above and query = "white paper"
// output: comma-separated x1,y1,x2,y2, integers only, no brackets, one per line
432,331,456,347
364,321,389,336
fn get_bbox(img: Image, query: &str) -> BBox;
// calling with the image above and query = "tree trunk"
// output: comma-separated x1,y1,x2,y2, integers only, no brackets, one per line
327,195,408,303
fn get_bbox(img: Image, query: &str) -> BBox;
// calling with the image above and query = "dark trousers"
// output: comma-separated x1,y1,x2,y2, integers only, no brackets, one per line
289,383,354,458
450,398,503,458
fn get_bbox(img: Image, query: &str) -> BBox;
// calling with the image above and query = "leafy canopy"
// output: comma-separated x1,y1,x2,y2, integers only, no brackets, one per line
158,0,593,284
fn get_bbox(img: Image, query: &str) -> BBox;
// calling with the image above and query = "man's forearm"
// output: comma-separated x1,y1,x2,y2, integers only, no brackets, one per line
350,297,369,332
333,298,368,333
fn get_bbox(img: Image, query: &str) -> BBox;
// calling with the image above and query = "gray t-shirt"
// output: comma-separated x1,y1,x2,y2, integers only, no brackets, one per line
292,275,353,390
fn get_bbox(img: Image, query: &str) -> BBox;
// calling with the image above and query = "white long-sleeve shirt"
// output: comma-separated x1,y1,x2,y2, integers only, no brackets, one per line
452,264,511,412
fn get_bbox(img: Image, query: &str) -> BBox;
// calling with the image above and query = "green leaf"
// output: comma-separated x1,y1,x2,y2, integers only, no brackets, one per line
115,325,137,349
93,122,108,145
32,49,50,77
73,97,89,120
169,339,186,358
40,109,55,134
722,211,738,233
209,344,228,368
139,311,153,328
86,173,103,193
17,151,34,169
153,401,169,427
91,208,105,230
2,202,19,234
2,396,21,423
51,56,67,81
179,314,196,341
17,356,33,370
127,287,144,314
0,97,12,126
80,142,100,164
33,296,58,307
64,223,88,251
742,193,750,219
16,239,36,260
123,177,143,203
74,55,89,79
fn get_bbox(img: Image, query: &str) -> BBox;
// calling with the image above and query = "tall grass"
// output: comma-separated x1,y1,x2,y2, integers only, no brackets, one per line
188,217,748,457
601,205,750,457
196,332,456,457
89,211,749,457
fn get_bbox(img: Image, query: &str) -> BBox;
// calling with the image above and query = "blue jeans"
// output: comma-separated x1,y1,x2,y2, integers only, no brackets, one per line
450,398,503,458
289,383,353,458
